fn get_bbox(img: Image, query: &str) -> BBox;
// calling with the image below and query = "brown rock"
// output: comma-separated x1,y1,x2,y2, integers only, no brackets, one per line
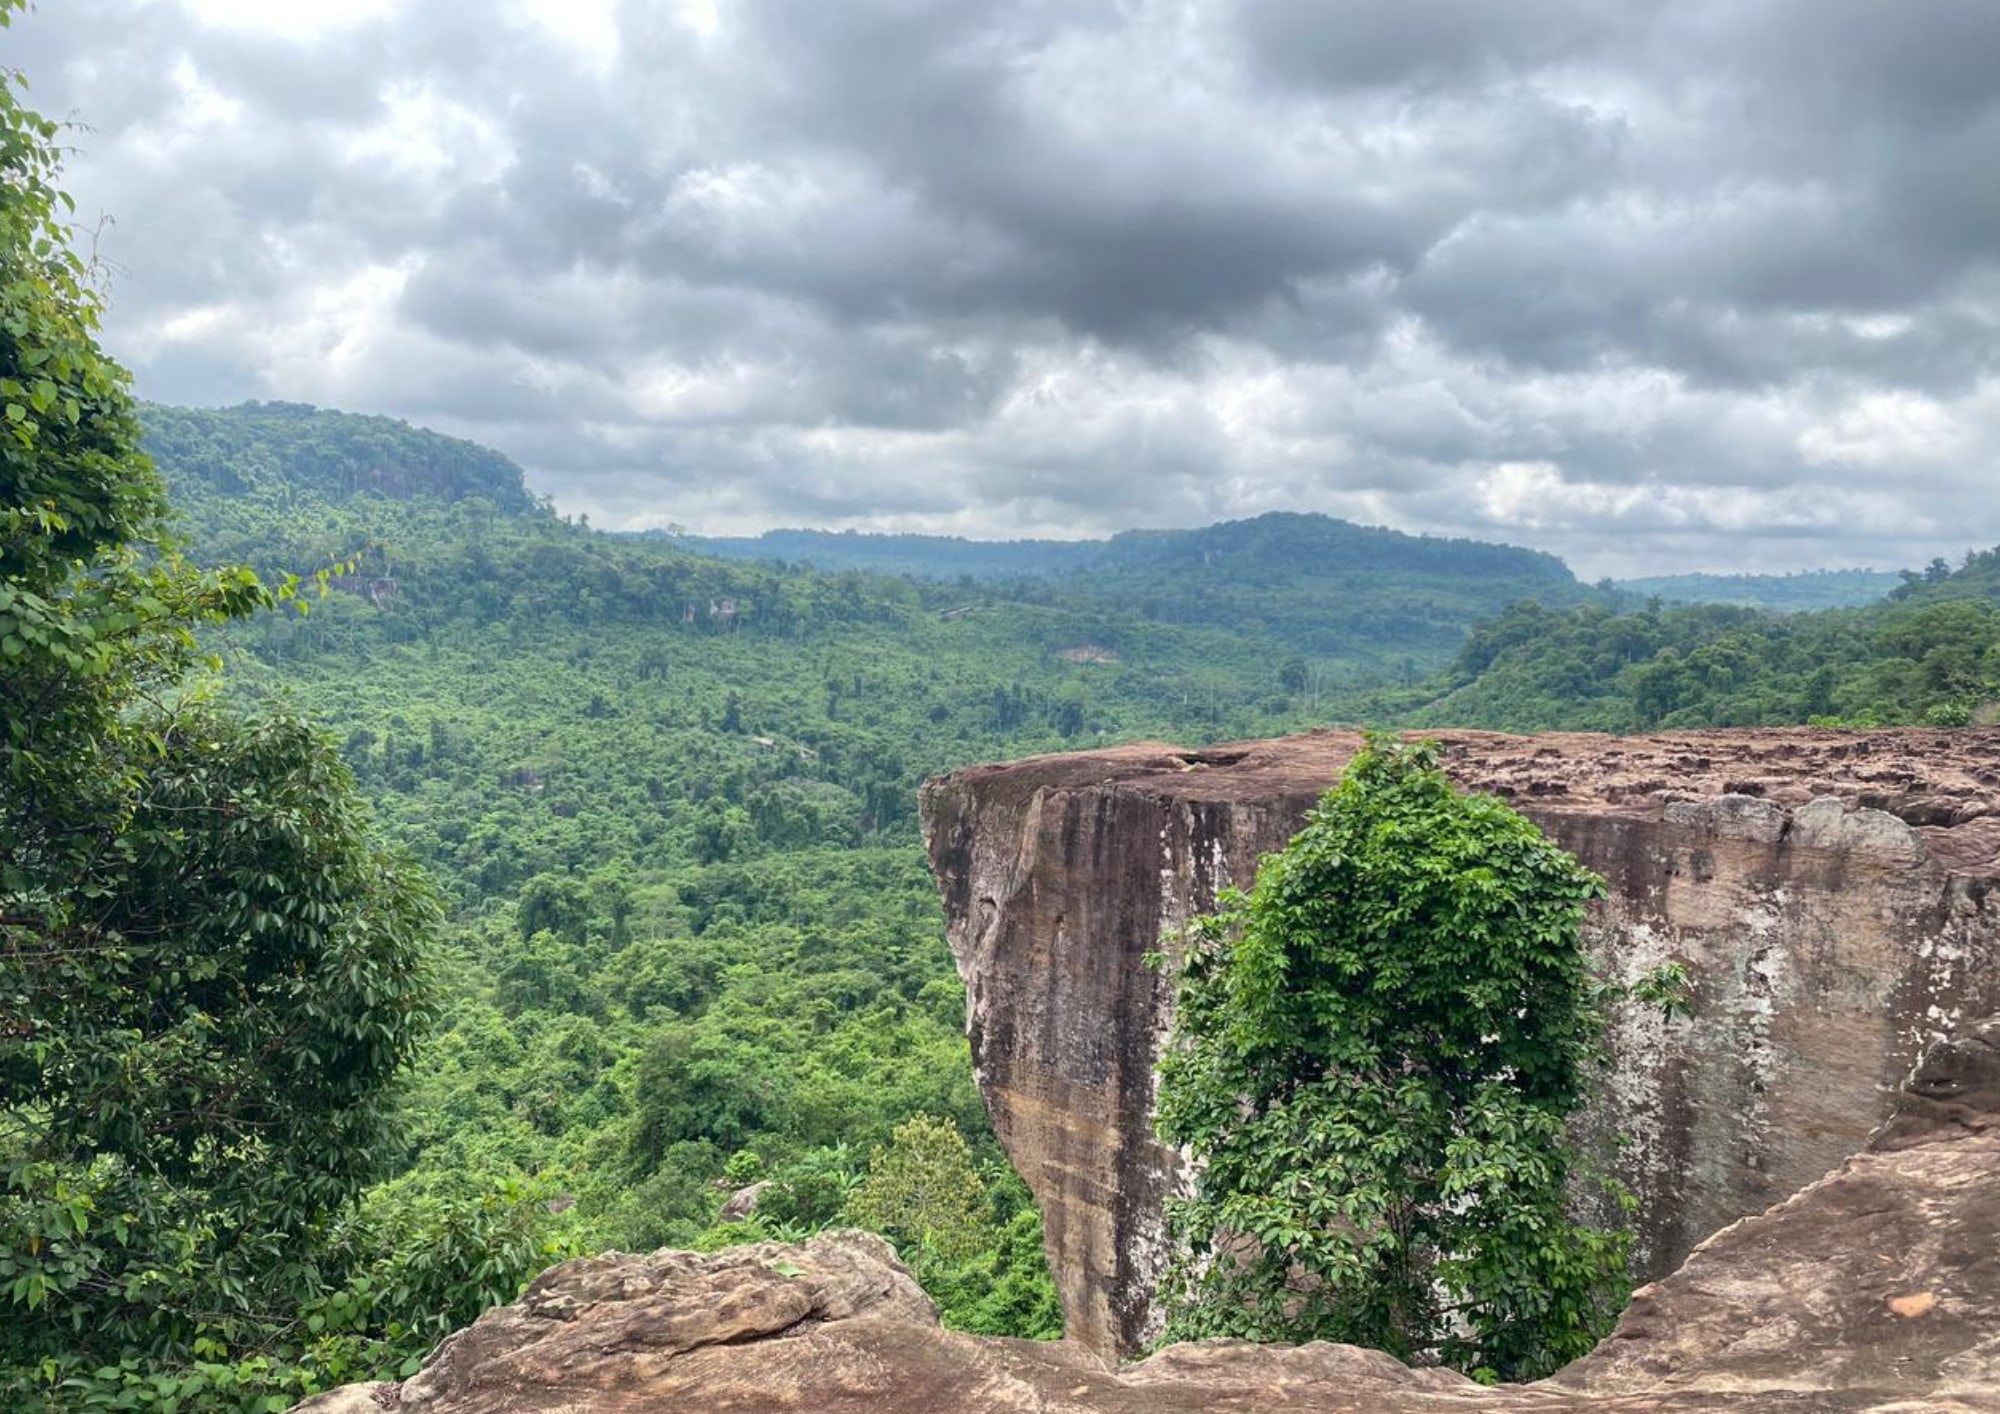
718,1179,772,1223
354,1230,938,1412
918,727,2000,1356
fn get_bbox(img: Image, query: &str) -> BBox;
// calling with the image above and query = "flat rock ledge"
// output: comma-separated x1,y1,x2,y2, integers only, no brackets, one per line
295,1019,2000,1414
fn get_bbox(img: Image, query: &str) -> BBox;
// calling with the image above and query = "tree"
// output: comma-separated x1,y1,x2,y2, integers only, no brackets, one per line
1154,736,1630,1382
844,1114,993,1265
1,13,441,1402
1,713,440,1365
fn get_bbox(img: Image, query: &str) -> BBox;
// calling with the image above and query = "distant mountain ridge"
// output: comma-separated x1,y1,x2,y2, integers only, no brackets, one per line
658,528,1102,580
1612,569,1900,611
678,516,1574,586
141,403,1594,671
682,514,1591,663
150,402,1902,624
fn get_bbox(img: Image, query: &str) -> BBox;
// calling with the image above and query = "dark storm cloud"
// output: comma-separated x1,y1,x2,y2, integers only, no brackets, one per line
1236,0,1646,92
13,0,2000,575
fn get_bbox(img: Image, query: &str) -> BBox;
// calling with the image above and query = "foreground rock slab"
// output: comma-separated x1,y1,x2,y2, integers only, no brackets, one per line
921,728,2000,1354
293,1021,2000,1412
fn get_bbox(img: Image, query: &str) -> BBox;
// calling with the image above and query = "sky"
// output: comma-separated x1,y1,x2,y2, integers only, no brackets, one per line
11,0,2000,577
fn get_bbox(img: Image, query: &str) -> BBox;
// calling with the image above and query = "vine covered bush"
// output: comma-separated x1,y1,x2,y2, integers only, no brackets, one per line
1155,736,1631,1382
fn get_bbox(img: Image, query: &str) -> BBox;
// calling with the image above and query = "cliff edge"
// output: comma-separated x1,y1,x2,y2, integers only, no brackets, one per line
919,727,2000,1356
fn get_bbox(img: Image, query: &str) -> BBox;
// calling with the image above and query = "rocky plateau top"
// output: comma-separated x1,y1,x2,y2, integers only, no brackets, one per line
934,726,2000,871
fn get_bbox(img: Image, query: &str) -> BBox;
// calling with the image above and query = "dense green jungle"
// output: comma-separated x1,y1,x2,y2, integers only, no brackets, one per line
11,395,2000,1410
144,402,1602,1328
162,403,2000,1322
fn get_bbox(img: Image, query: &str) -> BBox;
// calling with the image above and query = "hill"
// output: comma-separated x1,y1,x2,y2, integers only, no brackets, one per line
687,513,1590,667
140,399,2000,1378
1389,553,2000,733
147,400,537,512
1610,568,1900,611
108,397,2000,1405
158,403,1575,1354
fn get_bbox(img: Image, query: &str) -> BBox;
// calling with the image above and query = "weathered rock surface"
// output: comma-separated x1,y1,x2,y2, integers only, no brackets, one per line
919,728,2000,1356
291,1022,2000,1410
717,1179,771,1223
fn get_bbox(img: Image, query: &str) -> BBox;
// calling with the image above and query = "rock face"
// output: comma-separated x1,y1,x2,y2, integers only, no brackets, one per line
918,728,2000,1358
290,1020,2000,1411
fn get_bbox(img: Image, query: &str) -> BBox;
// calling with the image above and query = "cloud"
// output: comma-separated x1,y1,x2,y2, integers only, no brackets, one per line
13,0,2000,575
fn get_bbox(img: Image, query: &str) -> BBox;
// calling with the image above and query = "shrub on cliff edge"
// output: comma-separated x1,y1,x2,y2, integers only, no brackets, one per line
1154,734,1630,1381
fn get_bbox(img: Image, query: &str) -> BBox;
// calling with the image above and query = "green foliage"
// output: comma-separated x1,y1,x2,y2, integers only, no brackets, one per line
1416,571,2000,733
835,1122,1061,1340
2,711,440,1358
845,1115,994,1265
1627,962,1694,1024
318,1169,586,1353
0,1170,575,1414
756,1145,861,1231
0,30,154,585
0,29,551,1407
901,1174,1064,1341
1610,568,1899,611
1154,736,1630,1381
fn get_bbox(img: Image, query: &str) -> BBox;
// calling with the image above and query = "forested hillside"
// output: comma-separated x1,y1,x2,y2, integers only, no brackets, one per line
155,402,1535,1374
1393,557,2000,733
1609,568,1900,611
129,401,1653,1388
690,512,1590,669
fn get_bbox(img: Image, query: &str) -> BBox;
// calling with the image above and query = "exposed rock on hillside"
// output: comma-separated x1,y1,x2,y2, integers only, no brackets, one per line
919,728,2000,1356
291,1020,2000,1410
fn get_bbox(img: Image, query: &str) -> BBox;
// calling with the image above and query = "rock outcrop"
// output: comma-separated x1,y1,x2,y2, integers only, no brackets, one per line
291,1019,2000,1410
919,728,2000,1357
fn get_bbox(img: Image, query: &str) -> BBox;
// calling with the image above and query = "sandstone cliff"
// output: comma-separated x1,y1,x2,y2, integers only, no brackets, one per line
919,728,2000,1358
293,1016,2000,1411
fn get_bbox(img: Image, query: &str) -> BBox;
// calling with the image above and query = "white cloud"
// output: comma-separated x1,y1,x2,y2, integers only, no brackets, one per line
16,0,2000,576
1797,391,1969,470
339,84,513,192
177,0,401,40
506,0,622,73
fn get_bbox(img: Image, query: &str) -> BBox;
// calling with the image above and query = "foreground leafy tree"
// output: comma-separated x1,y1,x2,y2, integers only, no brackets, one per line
844,1114,994,1264
840,1116,1061,1339
1154,736,1629,1381
1,15,450,1406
